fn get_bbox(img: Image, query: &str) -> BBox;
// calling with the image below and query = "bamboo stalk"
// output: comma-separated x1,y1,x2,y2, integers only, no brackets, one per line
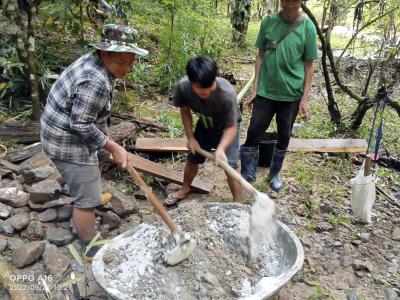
237,72,255,104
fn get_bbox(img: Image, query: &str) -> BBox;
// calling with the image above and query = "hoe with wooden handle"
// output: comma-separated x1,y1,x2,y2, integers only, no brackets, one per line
110,156,196,265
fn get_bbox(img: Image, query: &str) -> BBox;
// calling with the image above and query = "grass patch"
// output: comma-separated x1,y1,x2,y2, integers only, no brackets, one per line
327,212,350,228
309,286,331,300
307,221,317,231
291,159,313,192
253,180,269,193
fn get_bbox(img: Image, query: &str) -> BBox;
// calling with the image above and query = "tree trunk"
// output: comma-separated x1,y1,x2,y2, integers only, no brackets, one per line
350,98,374,129
27,2,41,121
0,121,41,144
264,0,274,16
321,0,330,29
231,0,252,47
274,0,280,12
301,3,342,125
3,1,27,78
80,1,85,41
3,0,41,121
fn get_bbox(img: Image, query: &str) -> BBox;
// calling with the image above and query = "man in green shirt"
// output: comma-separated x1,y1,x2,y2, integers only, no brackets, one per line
241,0,317,192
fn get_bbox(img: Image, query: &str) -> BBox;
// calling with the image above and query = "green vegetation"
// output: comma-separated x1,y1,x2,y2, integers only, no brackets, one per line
309,286,331,300
157,110,184,138
327,212,350,228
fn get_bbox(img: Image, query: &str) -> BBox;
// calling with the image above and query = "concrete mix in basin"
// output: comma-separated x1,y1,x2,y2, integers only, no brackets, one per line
97,201,282,299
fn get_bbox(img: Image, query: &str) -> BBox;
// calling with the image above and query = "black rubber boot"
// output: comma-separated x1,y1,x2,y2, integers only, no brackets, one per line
267,147,287,192
81,239,101,262
240,145,259,182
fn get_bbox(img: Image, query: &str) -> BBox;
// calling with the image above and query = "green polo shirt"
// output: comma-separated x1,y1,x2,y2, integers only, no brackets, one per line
255,12,318,101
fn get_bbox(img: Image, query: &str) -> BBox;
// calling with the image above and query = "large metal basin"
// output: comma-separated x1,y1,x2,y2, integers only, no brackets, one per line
92,202,304,299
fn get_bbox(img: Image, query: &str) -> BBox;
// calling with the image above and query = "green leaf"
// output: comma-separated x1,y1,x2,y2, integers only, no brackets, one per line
67,244,84,267
84,232,101,255
305,280,320,287
90,239,111,247
59,278,81,288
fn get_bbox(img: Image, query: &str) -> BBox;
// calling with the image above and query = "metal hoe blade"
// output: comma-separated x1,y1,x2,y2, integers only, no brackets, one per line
165,233,197,266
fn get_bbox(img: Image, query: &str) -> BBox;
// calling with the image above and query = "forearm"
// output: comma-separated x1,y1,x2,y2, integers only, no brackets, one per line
103,137,120,153
302,61,314,101
254,49,265,91
180,106,194,139
217,124,237,152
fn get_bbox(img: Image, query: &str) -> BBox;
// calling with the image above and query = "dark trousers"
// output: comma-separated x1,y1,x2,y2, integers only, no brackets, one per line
243,96,300,150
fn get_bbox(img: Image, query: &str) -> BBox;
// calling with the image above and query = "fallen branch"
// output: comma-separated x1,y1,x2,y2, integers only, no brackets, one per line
111,112,168,131
376,185,400,209
237,72,255,104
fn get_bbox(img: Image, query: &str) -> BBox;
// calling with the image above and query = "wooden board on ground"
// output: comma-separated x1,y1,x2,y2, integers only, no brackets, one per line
128,153,213,193
135,138,189,152
135,138,368,153
288,138,368,153
5,142,42,163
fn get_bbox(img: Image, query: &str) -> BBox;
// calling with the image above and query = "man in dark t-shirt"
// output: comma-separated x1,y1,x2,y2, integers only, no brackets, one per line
164,56,242,205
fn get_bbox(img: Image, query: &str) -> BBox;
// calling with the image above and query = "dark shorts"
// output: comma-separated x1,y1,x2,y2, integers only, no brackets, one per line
187,122,240,168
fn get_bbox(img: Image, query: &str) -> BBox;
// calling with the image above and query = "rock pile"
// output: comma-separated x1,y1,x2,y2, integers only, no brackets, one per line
0,151,139,279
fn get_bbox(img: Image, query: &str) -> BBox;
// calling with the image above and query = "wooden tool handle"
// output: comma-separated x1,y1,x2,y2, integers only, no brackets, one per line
126,165,181,235
364,156,372,176
195,147,258,196
106,153,182,235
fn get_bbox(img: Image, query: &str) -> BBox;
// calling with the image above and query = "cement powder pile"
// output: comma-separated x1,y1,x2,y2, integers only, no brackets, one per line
99,201,282,299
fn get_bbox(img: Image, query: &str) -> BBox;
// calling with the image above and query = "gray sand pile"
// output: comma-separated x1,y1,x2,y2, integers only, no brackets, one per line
96,201,282,299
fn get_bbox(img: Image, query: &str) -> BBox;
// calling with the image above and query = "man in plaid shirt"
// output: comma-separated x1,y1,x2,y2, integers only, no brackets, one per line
41,24,148,260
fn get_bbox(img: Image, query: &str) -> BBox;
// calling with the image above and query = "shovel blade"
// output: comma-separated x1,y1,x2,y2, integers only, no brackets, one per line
165,237,197,266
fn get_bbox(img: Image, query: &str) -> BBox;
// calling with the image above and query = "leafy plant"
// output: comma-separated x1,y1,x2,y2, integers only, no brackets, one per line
327,212,349,228
309,286,331,300
65,233,110,299
157,109,184,138
157,0,230,91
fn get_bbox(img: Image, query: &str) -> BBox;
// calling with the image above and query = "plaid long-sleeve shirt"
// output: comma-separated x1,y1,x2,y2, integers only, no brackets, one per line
40,52,115,165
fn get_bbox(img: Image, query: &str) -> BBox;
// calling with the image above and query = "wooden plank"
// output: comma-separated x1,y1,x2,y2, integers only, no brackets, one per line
135,138,190,152
0,159,21,173
288,138,367,153
135,138,368,153
5,142,42,163
128,153,213,193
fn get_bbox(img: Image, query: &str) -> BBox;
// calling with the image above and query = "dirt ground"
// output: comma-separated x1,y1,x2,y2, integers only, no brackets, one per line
152,152,400,300
10,60,397,300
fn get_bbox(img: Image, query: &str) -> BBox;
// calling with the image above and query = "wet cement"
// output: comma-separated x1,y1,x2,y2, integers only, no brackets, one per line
98,201,281,299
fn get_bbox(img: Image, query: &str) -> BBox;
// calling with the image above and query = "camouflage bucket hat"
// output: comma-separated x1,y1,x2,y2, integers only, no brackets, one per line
89,24,148,57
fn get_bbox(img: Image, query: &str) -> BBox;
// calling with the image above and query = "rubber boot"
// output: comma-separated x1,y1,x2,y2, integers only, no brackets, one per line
82,239,101,262
267,147,287,192
240,145,259,182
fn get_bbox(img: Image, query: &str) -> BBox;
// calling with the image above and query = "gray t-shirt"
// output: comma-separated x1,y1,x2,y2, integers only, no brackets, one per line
173,76,241,132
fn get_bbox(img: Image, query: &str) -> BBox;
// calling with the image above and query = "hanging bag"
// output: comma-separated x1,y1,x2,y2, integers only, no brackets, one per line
350,159,376,223
350,88,387,223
